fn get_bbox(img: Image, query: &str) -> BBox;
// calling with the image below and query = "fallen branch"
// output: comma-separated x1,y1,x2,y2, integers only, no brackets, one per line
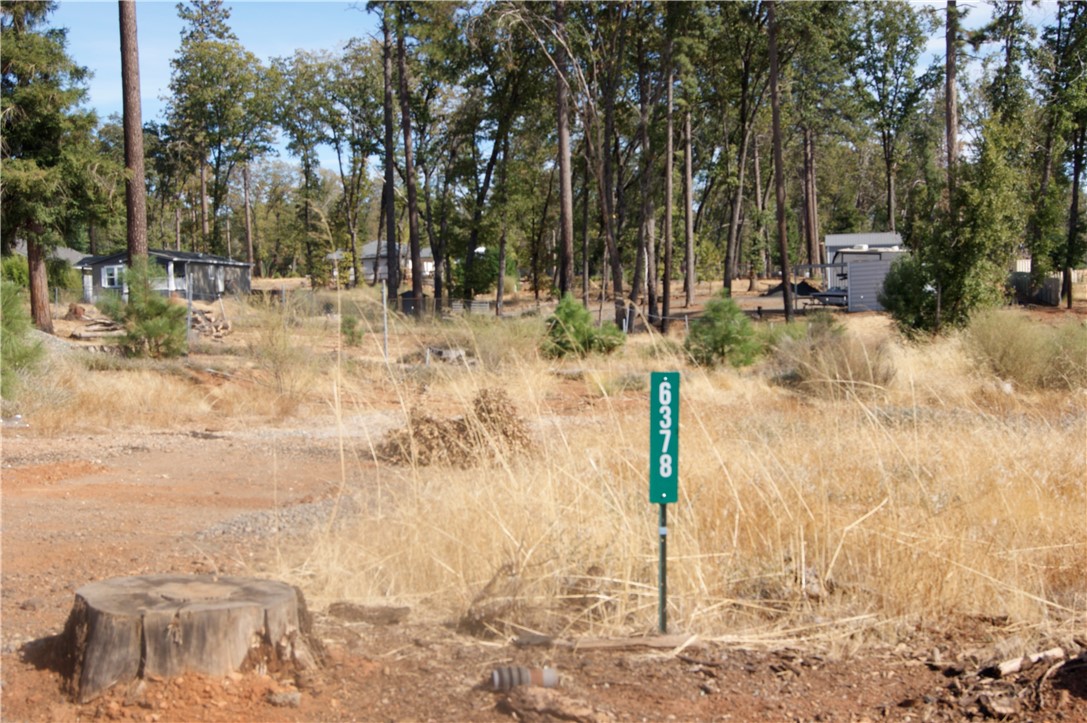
984,647,1065,679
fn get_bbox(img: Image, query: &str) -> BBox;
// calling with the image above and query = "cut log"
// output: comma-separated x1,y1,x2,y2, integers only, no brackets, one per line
60,574,321,703
69,329,125,340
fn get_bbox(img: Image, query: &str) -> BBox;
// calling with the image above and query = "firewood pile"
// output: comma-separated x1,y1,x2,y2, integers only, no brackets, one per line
191,309,233,339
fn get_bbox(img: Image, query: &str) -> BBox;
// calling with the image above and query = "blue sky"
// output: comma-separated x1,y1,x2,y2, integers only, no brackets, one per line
53,0,380,166
51,0,1059,166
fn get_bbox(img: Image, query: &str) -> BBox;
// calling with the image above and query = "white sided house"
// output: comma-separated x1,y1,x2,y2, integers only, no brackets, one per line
76,249,251,303
814,232,908,312
359,240,434,284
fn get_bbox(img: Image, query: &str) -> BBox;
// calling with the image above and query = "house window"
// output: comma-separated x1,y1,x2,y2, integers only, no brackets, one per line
102,265,124,288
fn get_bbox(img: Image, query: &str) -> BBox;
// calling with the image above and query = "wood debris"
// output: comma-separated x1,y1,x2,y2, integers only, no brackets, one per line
69,319,124,340
190,309,233,339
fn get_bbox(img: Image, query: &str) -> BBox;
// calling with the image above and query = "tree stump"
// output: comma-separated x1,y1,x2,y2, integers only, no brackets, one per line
60,574,321,703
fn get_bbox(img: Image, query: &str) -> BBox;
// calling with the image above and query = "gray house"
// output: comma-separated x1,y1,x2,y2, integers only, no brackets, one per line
359,240,434,283
76,249,251,303
810,234,908,312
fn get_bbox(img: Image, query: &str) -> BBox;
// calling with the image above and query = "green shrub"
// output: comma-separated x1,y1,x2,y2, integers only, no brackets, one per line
879,255,938,336
756,311,840,351
341,314,363,346
47,258,81,295
2,255,29,287
541,294,625,358
1,283,44,400
2,255,81,296
98,260,187,359
966,309,1087,390
684,291,760,367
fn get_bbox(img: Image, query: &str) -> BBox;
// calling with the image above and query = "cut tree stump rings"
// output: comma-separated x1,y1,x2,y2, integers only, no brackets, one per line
60,575,322,703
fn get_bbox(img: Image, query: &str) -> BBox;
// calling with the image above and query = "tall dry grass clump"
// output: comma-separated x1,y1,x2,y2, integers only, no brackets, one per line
965,309,1087,390
266,309,1084,649
14,354,216,433
245,298,323,416
769,313,896,399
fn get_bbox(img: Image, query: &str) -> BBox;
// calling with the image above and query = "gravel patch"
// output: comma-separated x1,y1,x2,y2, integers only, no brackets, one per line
196,495,360,541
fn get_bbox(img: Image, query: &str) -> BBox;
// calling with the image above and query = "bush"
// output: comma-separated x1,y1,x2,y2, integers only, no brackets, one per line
684,291,760,367
453,247,517,299
1,283,44,400
47,258,81,296
341,314,363,346
2,255,81,296
965,309,1087,390
879,255,938,336
98,260,187,358
2,255,30,287
770,314,895,398
541,294,625,358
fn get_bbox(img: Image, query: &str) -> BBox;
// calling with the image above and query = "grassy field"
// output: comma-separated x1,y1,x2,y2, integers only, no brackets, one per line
13,287,1086,652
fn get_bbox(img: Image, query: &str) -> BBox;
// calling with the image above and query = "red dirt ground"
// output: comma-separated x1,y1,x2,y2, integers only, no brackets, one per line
2,291,1085,722
3,423,1085,722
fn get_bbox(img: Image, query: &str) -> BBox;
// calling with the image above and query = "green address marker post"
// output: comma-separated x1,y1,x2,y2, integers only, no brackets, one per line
649,371,679,634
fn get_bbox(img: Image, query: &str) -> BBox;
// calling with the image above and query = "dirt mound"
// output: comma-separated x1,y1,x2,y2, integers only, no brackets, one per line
377,388,534,467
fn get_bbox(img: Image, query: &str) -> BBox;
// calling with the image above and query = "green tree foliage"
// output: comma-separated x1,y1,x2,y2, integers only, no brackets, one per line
271,50,333,284
854,1,939,232
541,294,624,358
167,0,275,253
1,283,44,401
878,254,938,336
8,0,1087,336
1,1,96,331
684,291,760,367
98,260,188,358
453,246,513,299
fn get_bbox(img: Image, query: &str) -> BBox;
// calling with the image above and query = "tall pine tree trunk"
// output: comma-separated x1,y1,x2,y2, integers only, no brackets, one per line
397,14,422,316
802,127,820,270
119,0,147,263
683,106,695,307
200,161,209,248
243,164,256,273
768,1,793,322
599,6,627,327
555,0,575,298
662,33,674,332
27,236,53,334
946,0,959,206
636,34,657,322
1065,121,1085,309
382,7,399,298
582,155,590,306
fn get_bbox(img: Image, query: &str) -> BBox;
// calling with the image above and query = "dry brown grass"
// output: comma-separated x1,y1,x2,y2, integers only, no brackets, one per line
13,300,1085,648
259,310,1083,651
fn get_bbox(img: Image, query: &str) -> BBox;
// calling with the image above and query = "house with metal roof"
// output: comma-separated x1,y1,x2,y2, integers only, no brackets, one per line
75,249,251,303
